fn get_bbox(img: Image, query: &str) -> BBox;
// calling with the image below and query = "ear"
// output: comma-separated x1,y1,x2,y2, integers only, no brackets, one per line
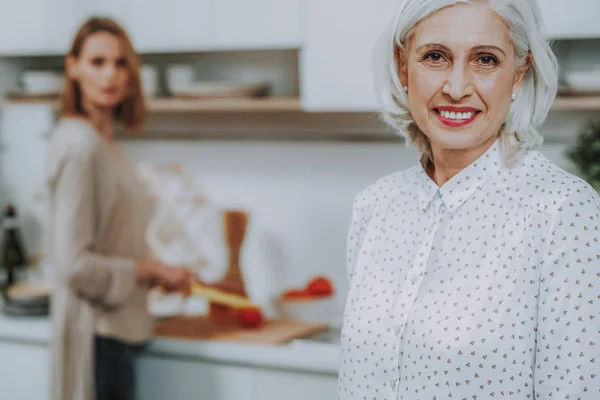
395,45,409,88
512,52,531,94
65,55,79,80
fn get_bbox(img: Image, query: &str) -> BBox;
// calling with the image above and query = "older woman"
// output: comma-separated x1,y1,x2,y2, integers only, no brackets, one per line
339,1,600,399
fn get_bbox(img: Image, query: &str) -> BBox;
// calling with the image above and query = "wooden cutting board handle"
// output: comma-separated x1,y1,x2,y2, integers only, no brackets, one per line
209,210,250,323
222,210,249,294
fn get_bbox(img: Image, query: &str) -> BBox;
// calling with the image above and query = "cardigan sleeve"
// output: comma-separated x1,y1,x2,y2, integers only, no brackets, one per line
48,138,138,308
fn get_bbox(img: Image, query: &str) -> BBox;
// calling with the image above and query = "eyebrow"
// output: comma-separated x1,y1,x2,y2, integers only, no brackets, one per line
471,45,507,57
415,43,507,58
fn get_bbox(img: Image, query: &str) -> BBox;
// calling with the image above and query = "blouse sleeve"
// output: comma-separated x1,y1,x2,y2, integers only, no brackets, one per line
50,146,138,308
535,186,600,399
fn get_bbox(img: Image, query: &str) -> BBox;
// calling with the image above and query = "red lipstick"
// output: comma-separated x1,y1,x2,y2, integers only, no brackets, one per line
434,106,481,127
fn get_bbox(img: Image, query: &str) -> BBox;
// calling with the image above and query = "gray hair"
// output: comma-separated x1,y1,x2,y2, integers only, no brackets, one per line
374,0,559,164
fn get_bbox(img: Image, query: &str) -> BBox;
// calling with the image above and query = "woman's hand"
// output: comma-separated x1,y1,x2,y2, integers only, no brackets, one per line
155,264,195,294
136,258,195,293
205,279,246,296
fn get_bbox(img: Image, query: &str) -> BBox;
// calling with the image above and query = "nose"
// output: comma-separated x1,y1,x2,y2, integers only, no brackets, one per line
102,64,117,81
442,63,474,101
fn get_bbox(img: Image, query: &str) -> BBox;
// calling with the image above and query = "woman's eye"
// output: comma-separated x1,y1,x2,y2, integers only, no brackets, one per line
478,55,498,66
424,52,444,62
116,58,127,68
91,57,104,66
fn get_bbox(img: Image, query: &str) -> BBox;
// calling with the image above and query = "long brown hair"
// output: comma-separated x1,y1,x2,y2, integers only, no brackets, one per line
61,16,146,131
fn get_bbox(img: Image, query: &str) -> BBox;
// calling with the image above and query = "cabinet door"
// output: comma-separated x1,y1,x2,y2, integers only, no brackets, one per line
213,0,302,49
0,0,129,56
128,0,213,53
540,0,600,39
0,341,50,400
0,0,47,55
251,369,338,400
136,355,255,400
85,0,131,28
44,0,89,54
300,0,402,111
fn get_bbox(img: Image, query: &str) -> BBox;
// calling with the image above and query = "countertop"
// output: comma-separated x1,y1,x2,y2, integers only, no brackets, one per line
0,314,341,375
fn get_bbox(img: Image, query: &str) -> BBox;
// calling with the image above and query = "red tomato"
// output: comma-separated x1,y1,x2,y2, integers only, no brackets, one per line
238,308,264,329
306,277,334,296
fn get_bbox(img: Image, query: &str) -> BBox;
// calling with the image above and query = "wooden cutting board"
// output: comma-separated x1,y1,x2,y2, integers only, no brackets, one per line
153,316,329,345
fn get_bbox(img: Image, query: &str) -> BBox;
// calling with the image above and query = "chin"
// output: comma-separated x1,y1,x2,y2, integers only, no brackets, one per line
427,129,484,152
97,96,125,109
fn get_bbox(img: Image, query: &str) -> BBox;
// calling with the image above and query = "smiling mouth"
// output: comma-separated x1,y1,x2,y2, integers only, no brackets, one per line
434,108,481,127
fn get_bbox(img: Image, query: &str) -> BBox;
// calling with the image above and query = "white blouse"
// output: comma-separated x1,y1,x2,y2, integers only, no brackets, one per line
339,140,600,400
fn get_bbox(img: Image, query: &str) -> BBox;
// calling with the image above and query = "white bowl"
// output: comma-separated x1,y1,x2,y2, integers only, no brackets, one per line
141,65,158,97
166,64,195,94
564,69,600,92
21,70,64,95
277,295,337,325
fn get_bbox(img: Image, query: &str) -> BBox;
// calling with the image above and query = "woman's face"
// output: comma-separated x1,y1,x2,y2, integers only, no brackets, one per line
67,31,131,111
400,3,528,155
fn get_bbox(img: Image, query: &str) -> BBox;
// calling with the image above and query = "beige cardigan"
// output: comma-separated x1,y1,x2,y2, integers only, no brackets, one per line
45,118,153,400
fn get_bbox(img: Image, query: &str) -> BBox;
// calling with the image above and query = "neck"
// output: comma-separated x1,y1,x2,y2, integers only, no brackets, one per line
427,135,497,186
83,100,115,141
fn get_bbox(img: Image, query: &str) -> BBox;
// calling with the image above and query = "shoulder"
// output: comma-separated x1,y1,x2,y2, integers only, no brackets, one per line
498,149,599,216
44,118,103,185
352,165,421,211
47,117,102,158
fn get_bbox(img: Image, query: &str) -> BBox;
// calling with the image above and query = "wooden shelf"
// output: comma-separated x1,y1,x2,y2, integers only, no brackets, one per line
551,95,600,111
147,96,300,112
4,94,600,112
2,95,302,112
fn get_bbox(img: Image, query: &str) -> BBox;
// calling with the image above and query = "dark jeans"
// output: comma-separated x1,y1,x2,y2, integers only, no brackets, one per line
94,336,142,400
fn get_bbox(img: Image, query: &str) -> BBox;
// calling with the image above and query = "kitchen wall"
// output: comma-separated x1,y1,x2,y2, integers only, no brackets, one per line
0,102,595,320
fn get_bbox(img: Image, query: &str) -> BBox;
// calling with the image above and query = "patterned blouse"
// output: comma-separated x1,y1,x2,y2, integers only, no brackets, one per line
339,139,600,400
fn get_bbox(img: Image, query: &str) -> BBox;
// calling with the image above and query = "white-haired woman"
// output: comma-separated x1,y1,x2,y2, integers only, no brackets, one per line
339,1,600,399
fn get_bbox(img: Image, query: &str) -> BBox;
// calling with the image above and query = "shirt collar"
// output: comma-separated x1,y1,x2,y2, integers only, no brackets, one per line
415,139,504,213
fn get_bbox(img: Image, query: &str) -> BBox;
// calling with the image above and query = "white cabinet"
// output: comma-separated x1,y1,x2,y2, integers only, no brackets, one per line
128,0,213,53
84,0,132,28
0,0,48,55
252,368,338,400
213,0,302,50
44,0,89,54
0,341,50,400
539,0,600,39
300,0,402,111
0,0,130,56
136,355,254,400
136,353,338,400
540,0,600,39
0,0,304,56
129,0,301,53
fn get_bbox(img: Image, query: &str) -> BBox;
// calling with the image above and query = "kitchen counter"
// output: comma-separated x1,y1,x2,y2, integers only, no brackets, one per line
0,313,341,400
0,313,341,375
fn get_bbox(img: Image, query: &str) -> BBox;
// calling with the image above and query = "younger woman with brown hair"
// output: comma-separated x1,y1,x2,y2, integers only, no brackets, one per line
45,16,193,400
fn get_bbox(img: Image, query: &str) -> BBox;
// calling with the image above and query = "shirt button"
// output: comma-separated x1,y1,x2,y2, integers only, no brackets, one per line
390,380,397,389
394,327,401,335
410,274,418,284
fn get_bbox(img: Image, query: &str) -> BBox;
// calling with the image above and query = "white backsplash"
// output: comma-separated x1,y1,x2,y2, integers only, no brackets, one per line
0,102,588,318
121,138,576,312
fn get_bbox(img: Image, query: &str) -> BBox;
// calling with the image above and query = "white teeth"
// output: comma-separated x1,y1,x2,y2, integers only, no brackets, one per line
439,110,474,120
